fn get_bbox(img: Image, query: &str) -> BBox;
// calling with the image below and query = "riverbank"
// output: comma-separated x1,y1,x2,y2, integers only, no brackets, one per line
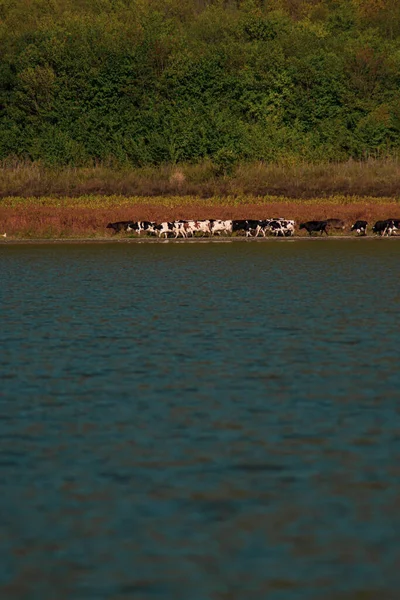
1,194,400,239
2,236,400,245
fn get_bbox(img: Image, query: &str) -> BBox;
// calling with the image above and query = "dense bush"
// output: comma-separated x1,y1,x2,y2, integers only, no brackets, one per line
1,0,400,166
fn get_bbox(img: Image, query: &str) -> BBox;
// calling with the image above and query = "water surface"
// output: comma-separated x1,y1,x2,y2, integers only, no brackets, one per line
1,242,400,599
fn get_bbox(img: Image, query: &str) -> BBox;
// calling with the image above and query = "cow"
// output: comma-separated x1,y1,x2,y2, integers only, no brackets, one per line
278,219,295,237
155,222,176,238
245,220,262,237
173,220,189,238
260,219,295,237
247,220,264,237
232,220,262,237
372,220,397,237
197,220,213,236
183,220,211,237
299,220,329,236
268,220,286,236
253,220,270,237
384,219,400,229
351,220,367,236
248,219,293,238
232,218,295,237
180,220,196,237
232,220,249,235
210,219,233,235
326,218,345,231
126,221,157,235
155,221,190,238
106,221,134,234
252,220,268,237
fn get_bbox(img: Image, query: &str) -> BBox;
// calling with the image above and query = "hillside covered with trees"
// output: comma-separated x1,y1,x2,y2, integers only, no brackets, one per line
1,0,400,168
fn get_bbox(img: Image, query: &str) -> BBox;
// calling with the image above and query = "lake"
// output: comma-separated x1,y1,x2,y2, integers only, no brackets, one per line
1,241,400,599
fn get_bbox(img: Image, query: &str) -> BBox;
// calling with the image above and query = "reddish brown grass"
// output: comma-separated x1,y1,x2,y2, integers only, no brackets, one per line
2,201,400,238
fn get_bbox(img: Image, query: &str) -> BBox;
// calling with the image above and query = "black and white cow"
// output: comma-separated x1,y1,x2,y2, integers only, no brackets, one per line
268,220,286,236
234,218,296,237
384,218,400,229
184,220,212,236
155,221,191,238
299,220,328,236
372,220,397,236
210,219,233,235
276,219,295,237
174,220,190,238
197,220,213,236
260,219,295,237
252,220,269,237
126,221,157,235
248,220,263,237
106,221,134,233
351,220,367,236
232,220,264,237
155,222,176,238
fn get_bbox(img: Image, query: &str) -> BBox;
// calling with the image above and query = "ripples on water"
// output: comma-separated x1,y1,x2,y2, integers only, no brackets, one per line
1,242,400,599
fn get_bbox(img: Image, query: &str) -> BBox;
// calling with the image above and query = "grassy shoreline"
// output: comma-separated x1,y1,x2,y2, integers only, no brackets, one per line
1,159,400,238
1,193,400,239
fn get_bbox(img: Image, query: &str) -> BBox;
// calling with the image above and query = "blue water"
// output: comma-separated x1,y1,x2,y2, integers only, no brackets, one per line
1,241,400,599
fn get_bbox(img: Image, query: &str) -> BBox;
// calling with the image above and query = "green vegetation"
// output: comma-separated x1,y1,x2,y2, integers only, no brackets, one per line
1,0,400,168
2,193,400,209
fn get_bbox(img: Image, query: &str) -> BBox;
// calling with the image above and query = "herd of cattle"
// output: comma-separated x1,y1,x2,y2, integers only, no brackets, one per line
106,218,400,238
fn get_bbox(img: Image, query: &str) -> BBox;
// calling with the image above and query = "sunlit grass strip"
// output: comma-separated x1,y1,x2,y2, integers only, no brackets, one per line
2,159,400,199
2,194,400,209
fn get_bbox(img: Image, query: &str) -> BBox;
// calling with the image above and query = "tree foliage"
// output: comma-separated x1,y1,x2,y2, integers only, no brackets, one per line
1,0,400,165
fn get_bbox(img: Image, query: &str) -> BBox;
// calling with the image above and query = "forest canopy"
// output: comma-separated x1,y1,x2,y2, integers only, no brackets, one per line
1,0,400,166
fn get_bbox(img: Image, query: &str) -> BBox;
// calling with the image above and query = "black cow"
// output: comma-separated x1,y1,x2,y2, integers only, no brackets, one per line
106,221,133,233
351,220,367,236
232,220,247,233
299,220,328,236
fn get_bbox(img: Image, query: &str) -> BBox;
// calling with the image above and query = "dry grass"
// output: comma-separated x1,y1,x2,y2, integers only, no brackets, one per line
1,158,400,199
1,194,400,238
